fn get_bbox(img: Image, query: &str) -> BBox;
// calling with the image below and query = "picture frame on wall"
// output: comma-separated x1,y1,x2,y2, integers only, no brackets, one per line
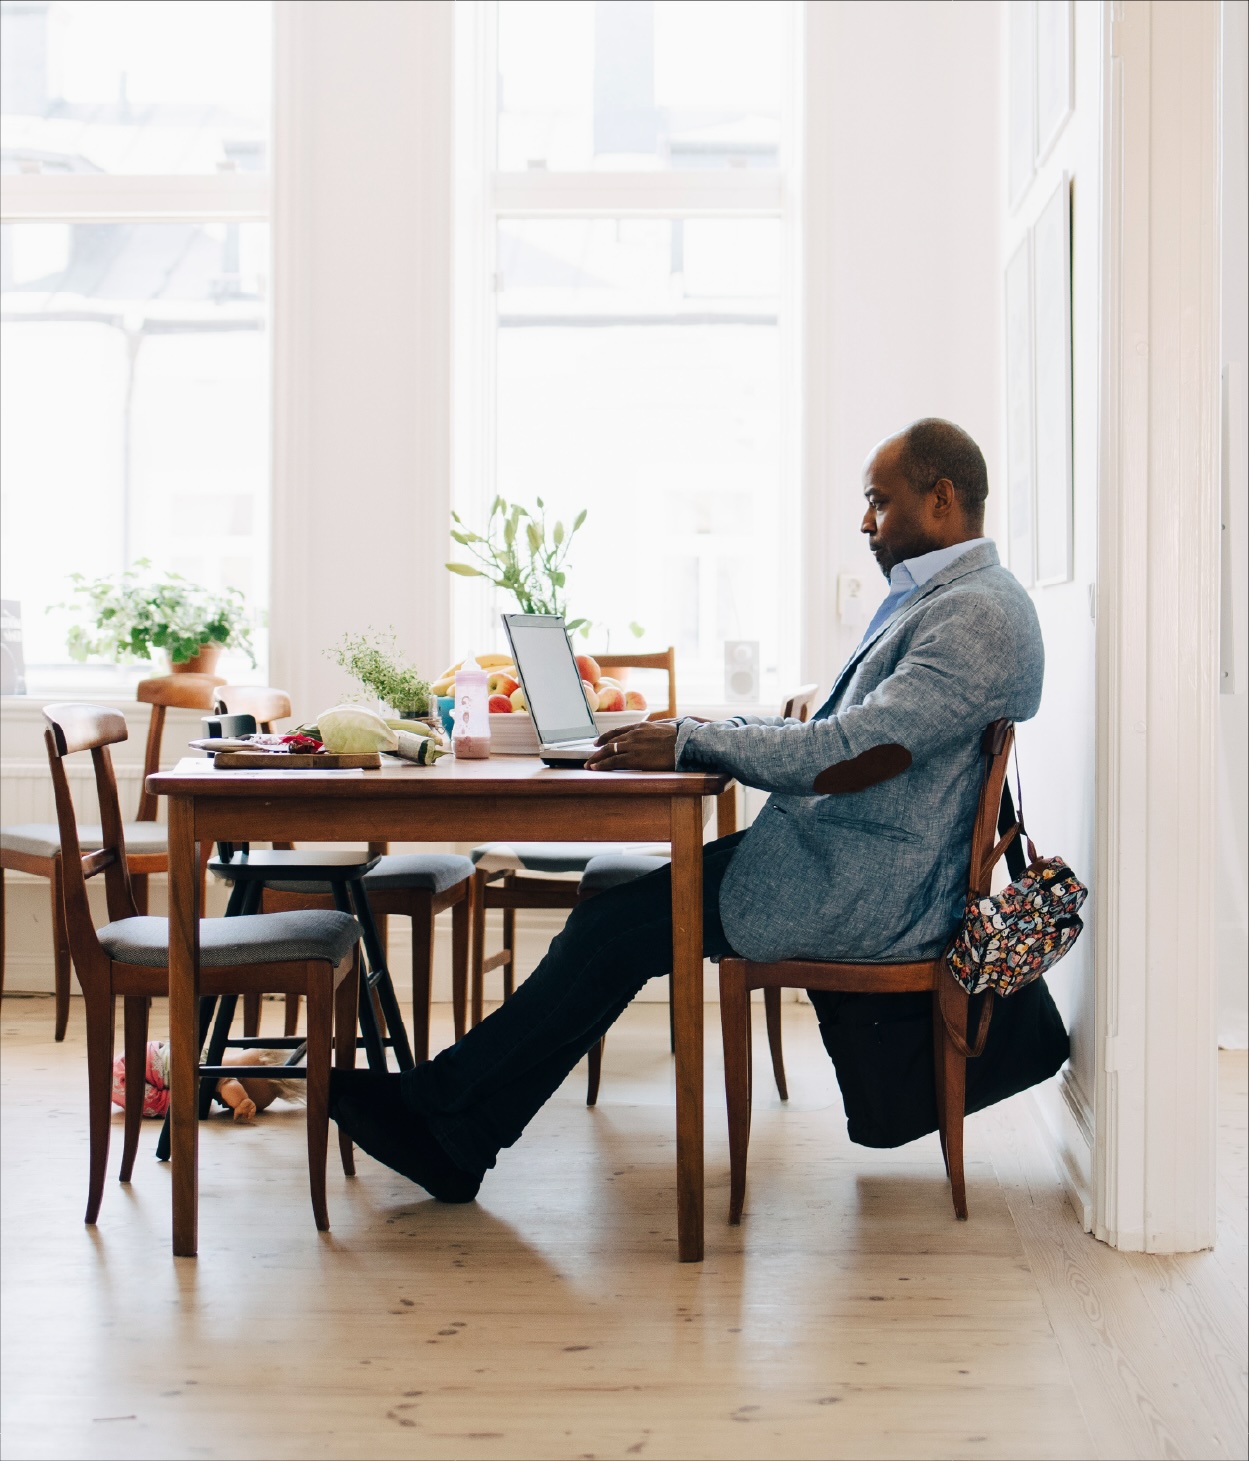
1032,174,1074,586
1035,0,1074,165
1008,0,1036,210
1004,235,1036,588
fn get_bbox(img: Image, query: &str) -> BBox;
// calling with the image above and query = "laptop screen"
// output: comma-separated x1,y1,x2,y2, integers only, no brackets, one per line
502,614,598,745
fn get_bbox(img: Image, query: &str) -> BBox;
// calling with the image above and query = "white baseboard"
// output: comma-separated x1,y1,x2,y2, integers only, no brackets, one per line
1027,1067,1095,1233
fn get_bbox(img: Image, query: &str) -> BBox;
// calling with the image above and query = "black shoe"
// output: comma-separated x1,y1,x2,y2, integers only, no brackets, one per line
329,1070,483,1203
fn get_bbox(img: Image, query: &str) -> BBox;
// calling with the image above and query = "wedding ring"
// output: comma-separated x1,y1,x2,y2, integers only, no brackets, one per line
612,741,619,754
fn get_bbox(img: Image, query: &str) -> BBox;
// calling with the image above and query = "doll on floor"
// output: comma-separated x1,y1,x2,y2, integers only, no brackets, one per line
110,1040,306,1123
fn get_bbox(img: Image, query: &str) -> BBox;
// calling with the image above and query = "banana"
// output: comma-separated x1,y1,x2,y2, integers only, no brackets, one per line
384,718,438,737
473,653,514,669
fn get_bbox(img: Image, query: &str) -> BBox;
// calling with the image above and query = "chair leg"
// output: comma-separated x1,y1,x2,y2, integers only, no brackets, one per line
932,990,950,1176
51,857,72,1042
82,988,116,1223
470,870,488,1028
667,971,675,1053
119,996,150,1182
720,966,753,1225
336,951,360,1177
586,1037,604,1106
283,994,301,1036
942,1035,968,1221
501,877,516,999
450,886,469,1042
763,986,788,1101
305,968,333,1232
130,872,149,916
242,992,262,1037
410,904,435,1064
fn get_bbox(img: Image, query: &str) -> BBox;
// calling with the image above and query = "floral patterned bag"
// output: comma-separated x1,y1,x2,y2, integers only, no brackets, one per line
940,764,1087,1057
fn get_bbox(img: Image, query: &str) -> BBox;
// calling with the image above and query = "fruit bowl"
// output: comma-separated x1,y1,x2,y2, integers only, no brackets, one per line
487,709,647,756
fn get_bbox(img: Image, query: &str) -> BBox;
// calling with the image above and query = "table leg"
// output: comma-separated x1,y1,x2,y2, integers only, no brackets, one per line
715,784,738,839
167,796,201,1257
671,794,705,1262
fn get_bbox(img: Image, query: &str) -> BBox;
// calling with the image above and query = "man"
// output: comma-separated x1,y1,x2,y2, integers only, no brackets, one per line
330,418,1047,1200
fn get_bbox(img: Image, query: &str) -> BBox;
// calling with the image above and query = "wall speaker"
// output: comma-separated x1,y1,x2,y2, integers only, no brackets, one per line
724,640,760,703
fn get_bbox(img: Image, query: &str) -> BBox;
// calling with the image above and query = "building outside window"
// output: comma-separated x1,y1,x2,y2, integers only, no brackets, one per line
456,0,800,705
0,0,272,687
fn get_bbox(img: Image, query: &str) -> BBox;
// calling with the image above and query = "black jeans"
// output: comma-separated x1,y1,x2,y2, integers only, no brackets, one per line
401,833,747,1174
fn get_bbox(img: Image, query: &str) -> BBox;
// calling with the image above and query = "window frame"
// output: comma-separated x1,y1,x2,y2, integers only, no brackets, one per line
453,0,803,709
0,12,274,692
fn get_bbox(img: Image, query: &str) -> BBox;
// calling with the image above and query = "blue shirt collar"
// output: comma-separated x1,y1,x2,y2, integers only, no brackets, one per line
889,537,992,593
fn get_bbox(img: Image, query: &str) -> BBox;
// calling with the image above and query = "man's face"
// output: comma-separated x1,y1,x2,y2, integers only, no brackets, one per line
860,440,943,578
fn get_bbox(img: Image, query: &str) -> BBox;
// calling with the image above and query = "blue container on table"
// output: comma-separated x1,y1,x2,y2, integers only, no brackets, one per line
436,696,456,736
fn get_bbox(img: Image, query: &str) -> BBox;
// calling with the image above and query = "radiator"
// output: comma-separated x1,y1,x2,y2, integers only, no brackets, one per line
0,759,155,829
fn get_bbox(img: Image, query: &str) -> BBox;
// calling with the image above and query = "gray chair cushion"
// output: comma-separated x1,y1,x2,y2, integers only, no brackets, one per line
264,853,474,897
579,853,671,895
97,910,361,968
2,821,168,860
471,841,668,875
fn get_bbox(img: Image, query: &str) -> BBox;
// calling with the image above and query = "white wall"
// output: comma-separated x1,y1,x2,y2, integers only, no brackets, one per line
999,1,1103,1220
269,0,454,719
802,1,1005,688
1217,0,1249,1049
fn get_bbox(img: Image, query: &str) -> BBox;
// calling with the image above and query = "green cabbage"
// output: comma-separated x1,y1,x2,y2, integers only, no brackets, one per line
316,704,399,754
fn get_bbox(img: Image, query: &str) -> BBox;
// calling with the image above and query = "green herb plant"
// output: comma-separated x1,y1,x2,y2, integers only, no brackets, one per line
62,560,255,666
446,497,642,642
328,629,431,715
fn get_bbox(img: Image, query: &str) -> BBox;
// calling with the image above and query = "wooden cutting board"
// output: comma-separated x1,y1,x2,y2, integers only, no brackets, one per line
211,751,382,770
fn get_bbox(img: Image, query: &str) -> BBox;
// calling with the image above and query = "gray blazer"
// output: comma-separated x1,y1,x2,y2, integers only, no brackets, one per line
675,541,1044,963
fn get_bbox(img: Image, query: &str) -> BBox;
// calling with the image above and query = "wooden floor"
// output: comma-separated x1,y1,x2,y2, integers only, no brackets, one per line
1,995,1244,1461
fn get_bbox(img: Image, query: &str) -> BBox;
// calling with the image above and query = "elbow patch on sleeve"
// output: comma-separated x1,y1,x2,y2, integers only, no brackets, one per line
813,743,913,795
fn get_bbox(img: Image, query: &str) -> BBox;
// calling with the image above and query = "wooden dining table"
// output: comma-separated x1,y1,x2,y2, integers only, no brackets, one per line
148,753,735,1261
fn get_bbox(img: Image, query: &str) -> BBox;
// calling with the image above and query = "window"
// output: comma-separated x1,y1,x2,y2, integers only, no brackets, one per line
456,0,799,704
0,1,271,684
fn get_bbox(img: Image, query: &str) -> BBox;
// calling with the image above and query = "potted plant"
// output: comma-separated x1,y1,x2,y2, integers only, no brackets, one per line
446,497,642,643
63,561,255,673
328,629,433,721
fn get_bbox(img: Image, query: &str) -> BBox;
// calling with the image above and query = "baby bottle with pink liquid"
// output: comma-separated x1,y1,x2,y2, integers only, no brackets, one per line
452,665,492,759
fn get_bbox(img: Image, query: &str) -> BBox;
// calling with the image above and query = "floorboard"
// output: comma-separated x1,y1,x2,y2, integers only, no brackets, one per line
0,995,1243,1461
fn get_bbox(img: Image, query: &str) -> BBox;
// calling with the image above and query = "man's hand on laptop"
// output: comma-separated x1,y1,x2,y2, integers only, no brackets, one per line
585,721,681,772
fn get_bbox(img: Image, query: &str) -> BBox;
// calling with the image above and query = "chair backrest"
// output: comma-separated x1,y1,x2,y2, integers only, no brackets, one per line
134,673,223,822
781,684,819,722
43,704,141,984
968,720,1016,898
215,685,293,733
594,647,677,721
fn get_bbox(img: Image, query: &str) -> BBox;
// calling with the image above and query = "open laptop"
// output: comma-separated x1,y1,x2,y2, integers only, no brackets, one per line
501,613,602,765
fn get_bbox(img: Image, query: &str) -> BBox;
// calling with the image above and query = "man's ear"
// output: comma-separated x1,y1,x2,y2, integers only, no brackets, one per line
931,477,956,518
813,743,912,794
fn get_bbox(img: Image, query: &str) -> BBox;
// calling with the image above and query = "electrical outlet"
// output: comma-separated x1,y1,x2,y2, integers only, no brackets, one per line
837,572,866,626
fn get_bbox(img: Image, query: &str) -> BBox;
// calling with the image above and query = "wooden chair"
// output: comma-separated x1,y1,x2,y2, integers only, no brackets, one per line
580,681,822,1104
0,673,222,1039
42,703,360,1231
468,647,679,1024
717,719,1016,1226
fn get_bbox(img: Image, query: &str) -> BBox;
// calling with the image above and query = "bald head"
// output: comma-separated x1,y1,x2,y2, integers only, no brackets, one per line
894,418,988,524
860,418,988,577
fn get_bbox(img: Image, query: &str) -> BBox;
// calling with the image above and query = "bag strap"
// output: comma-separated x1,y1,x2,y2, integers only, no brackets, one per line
998,780,1027,880
937,968,994,1058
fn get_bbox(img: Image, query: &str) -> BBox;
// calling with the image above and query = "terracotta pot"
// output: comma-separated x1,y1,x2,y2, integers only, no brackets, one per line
167,644,223,676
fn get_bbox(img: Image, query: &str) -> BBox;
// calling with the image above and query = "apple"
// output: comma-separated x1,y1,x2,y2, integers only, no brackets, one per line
594,685,625,712
509,686,528,712
625,690,648,712
488,693,514,713
488,671,520,697
575,654,601,686
596,676,622,691
581,679,599,708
